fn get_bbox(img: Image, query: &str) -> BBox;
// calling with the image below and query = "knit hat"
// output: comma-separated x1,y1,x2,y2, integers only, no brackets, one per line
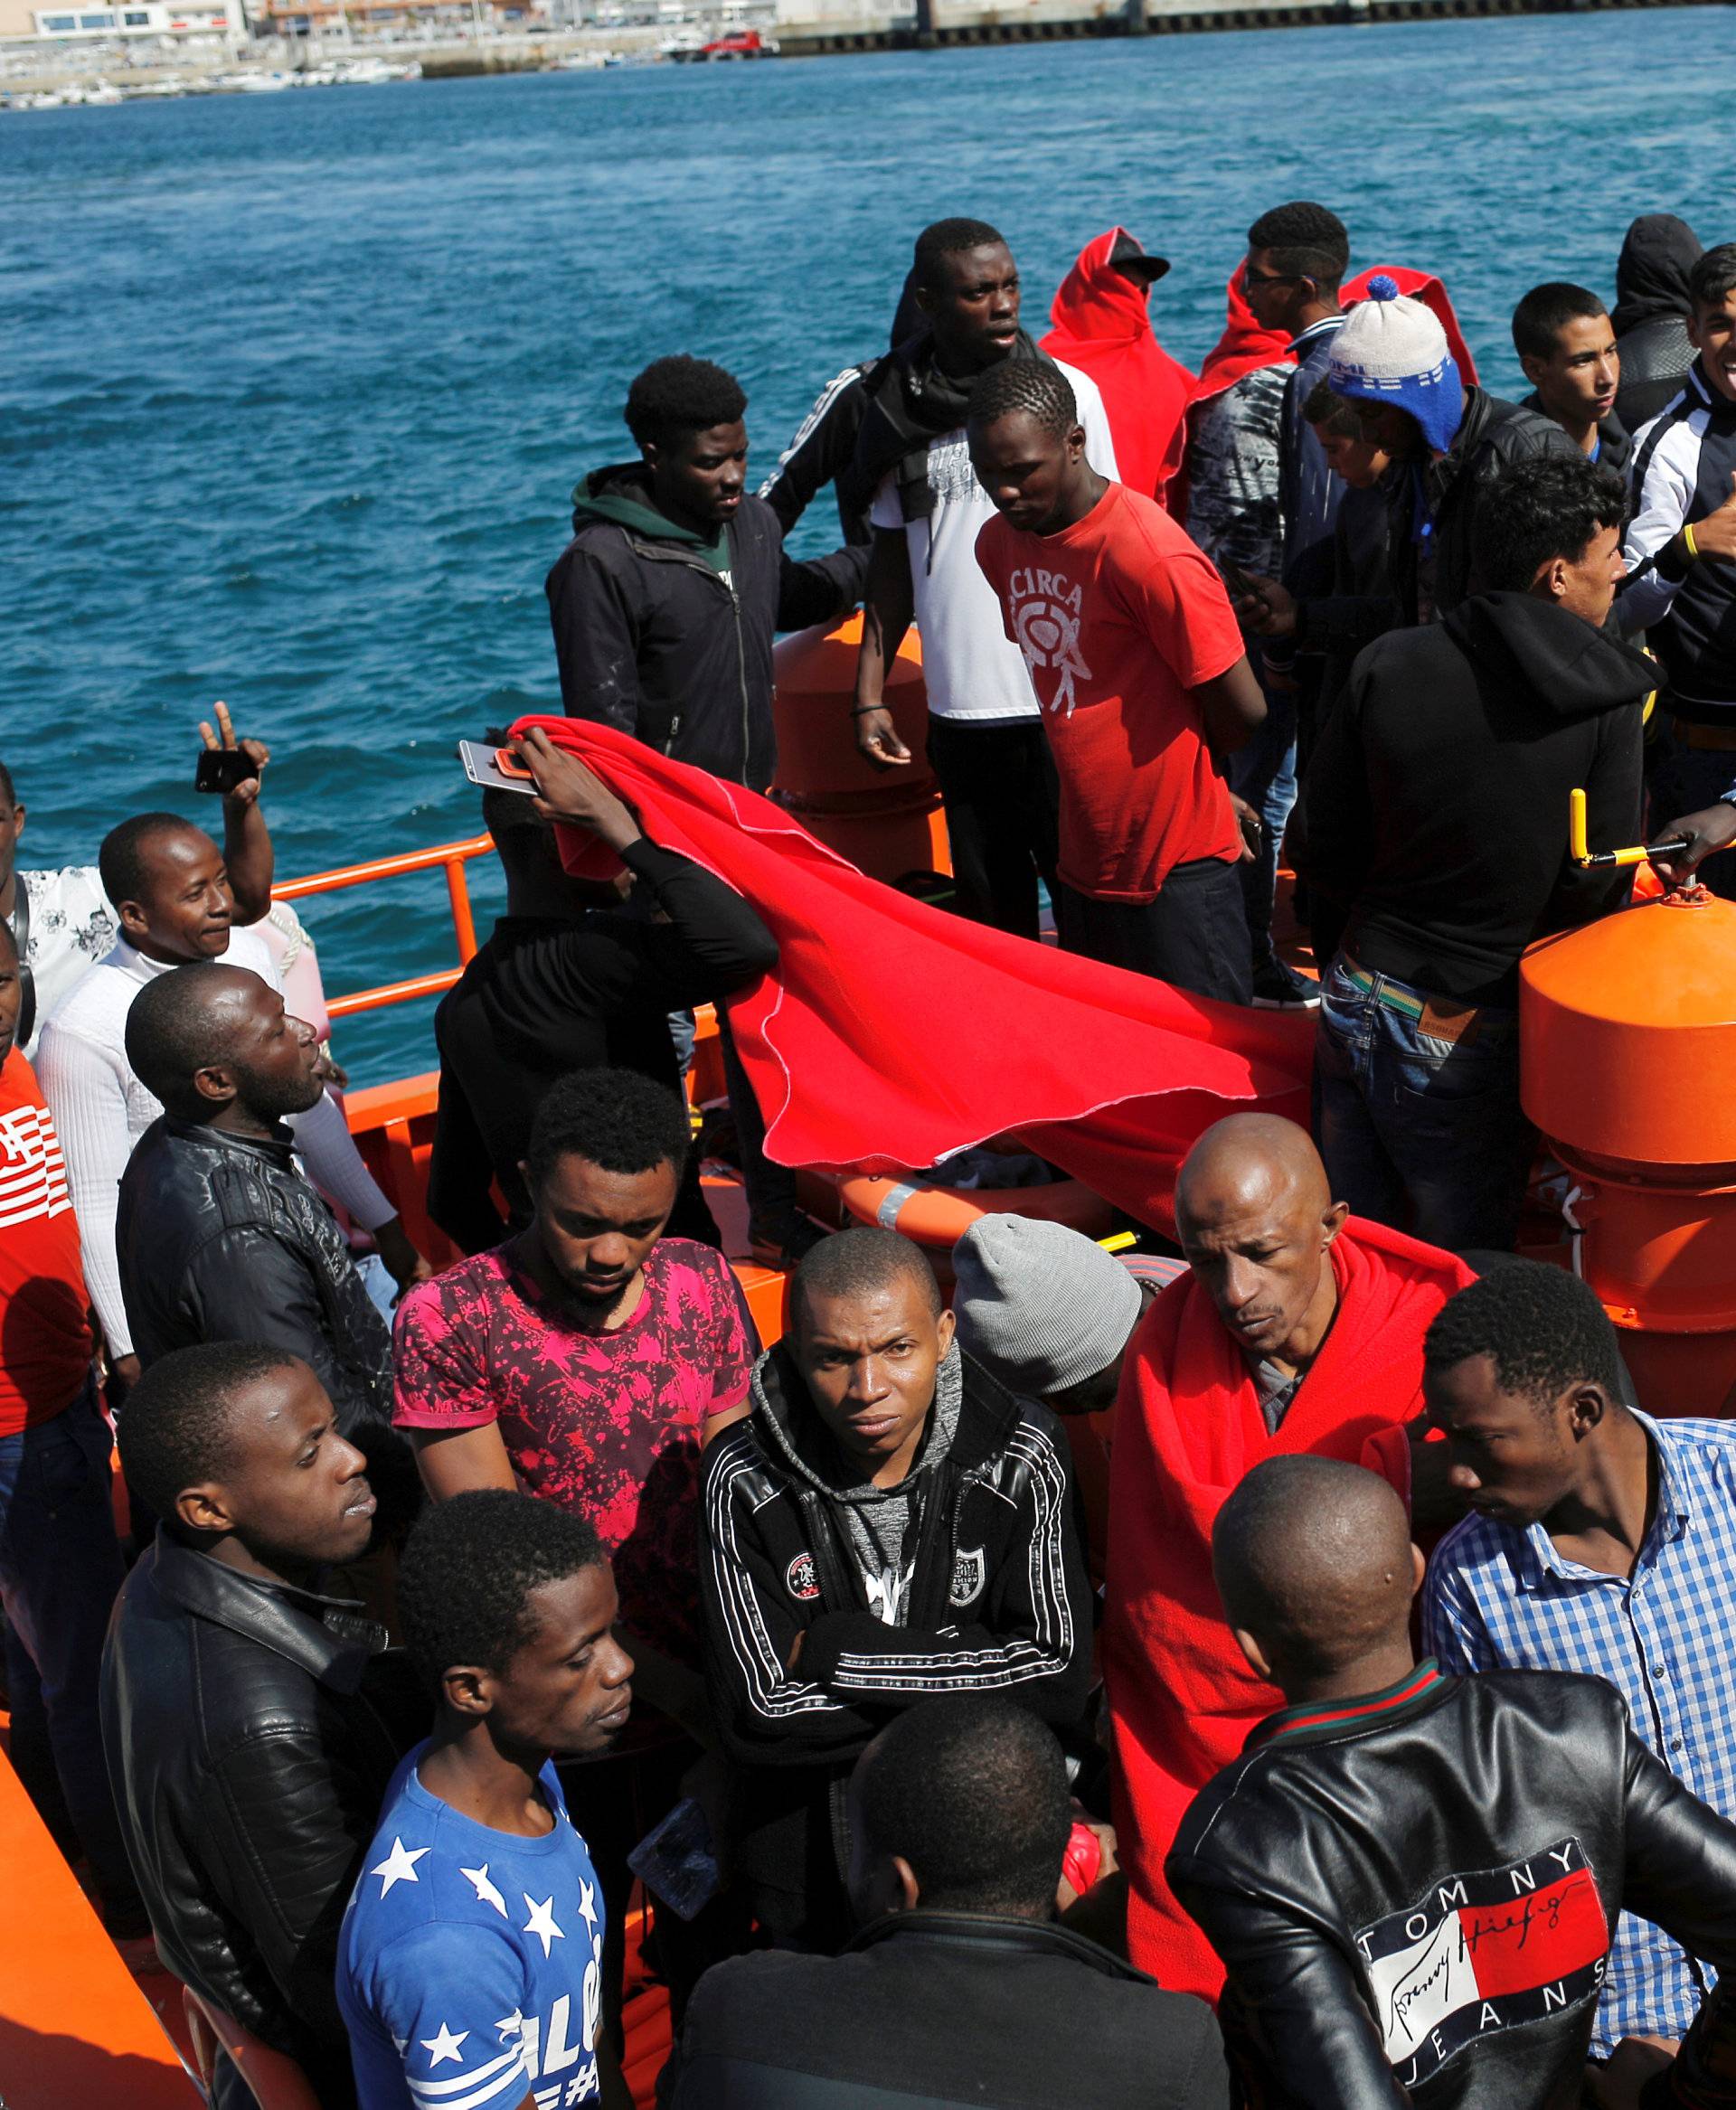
1327,273,1464,455
951,1215,1143,1396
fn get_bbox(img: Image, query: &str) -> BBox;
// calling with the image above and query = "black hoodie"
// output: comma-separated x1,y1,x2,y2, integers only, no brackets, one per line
1296,592,1651,1003
1613,213,1704,436
544,466,866,793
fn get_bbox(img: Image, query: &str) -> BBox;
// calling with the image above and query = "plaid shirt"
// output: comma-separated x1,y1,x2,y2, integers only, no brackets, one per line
1422,1411,1736,2055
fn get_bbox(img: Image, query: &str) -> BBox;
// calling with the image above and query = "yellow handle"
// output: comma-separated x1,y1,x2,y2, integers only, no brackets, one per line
1570,787,1680,871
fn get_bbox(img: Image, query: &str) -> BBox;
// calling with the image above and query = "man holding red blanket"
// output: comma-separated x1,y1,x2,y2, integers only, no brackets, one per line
1103,1114,1472,1998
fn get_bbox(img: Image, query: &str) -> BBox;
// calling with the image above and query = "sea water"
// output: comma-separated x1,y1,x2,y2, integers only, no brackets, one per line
6,10,1733,1079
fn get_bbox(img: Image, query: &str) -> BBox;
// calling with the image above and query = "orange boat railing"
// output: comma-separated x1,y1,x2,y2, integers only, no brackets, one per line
271,834,496,1019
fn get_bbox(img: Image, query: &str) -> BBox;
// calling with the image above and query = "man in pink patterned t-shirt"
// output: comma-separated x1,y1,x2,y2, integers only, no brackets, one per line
393,1067,757,2031
393,1067,754,1671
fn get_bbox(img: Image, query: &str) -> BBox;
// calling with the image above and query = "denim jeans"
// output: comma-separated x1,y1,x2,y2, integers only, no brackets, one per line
0,1380,137,1916
1314,955,1534,1254
1230,685,1297,972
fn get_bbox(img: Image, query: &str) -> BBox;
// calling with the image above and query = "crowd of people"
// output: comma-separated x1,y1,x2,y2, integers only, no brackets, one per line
5,195,1736,2110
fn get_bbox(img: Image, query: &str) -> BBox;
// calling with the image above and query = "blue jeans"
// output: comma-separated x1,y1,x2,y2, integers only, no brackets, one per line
1314,955,1533,1254
0,1380,137,1916
1230,686,1297,971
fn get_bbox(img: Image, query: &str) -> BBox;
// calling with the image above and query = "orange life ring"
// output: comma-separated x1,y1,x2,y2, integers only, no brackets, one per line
835,1170,1115,1247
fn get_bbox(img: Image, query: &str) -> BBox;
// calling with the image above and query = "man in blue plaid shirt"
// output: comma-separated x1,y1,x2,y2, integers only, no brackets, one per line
1420,1261,1736,2060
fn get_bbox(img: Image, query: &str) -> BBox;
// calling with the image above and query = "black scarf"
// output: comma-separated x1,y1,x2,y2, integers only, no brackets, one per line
839,327,1051,524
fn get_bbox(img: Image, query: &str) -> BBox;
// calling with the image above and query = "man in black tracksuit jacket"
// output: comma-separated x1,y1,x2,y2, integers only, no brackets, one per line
545,355,866,795
698,1229,1091,1950
1167,1455,1736,2110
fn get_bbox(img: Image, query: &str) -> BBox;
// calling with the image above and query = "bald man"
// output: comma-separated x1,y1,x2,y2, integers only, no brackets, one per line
114,964,395,1435
1168,1458,1736,2110
1102,1113,1473,1996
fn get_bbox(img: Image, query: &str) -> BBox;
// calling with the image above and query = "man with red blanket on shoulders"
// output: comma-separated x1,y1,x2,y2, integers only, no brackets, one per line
1103,1112,1472,1999
1041,227,1195,511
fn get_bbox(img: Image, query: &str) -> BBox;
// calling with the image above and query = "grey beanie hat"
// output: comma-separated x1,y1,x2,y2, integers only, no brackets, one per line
951,1214,1143,1395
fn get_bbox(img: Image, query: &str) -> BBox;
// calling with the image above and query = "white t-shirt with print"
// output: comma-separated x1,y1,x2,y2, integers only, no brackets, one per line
868,360,1119,723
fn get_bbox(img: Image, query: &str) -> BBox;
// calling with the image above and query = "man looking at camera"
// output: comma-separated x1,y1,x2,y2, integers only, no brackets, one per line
967,357,1265,1001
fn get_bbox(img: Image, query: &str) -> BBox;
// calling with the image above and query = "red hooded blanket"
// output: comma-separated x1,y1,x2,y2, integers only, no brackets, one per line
1102,1220,1475,1996
508,717,1313,1225
1042,229,1196,510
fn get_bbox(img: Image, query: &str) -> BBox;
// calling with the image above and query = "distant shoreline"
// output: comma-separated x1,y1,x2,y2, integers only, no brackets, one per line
4,0,1723,110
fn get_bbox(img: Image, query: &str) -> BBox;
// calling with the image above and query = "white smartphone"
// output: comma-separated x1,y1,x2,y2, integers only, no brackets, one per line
458,739,540,796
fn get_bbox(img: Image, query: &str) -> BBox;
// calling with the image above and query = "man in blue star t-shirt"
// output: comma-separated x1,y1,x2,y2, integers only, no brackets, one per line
338,1490,635,2110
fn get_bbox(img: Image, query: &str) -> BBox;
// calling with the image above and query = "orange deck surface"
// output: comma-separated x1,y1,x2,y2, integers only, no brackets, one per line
0,1746,198,2107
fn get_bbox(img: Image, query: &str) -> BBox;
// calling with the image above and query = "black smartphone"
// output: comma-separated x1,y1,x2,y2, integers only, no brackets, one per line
1219,558,1259,599
194,748,257,796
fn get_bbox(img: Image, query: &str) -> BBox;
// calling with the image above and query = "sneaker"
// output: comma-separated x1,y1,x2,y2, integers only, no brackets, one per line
748,1212,830,1268
1250,959,1321,1011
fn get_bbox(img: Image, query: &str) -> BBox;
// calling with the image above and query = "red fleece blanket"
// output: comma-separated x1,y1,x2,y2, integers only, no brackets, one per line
1042,228,1197,508
1102,1222,1475,1996
509,718,1313,1226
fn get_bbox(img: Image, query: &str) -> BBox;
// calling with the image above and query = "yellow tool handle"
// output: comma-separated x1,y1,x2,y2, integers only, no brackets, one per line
1570,788,1691,871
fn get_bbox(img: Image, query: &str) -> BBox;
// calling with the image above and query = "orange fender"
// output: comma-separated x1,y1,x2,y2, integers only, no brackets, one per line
835,1171,1115,1247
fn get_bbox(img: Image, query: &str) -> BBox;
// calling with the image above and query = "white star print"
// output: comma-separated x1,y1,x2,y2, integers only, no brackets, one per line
495,2009,524,2042
420,2023,468,2068
459,1862,508,1917
577,1879,599,1940
370,1837,429,1898
522,1892,565,1957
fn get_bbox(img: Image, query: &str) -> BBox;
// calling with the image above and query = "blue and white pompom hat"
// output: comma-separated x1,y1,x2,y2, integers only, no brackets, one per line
1326,273,1464,455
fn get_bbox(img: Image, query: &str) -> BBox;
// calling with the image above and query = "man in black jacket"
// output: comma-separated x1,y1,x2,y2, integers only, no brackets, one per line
1322,275,1576,626
1167,1455,1736,2110
1513,281,1631,475
699,1226,1091,1949
428,727,776,1256
666,1696,1228,2109
100,1342,421,2109
116,962,394,1435
1296,454,1650,1253
545,353,865,796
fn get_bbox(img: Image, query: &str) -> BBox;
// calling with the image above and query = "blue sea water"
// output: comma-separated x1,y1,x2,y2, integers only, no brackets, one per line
5,10,1733,1080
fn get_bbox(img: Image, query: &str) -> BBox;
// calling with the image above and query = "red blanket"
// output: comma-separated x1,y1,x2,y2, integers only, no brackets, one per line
1102,1221,1475,1995
1042,229,1197,508
509,718,1313,1227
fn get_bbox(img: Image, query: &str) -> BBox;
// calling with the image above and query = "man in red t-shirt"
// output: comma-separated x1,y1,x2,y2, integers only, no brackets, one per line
970,360,1268,1002
393,1064,755,2022
0,919,139,1928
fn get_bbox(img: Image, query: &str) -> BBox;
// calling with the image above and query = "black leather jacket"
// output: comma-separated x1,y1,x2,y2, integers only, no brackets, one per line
1168,1664,1736,2110
117,1115,392,1433
1389,386,1578,623
664,1909,1229,2109
100,1537,422,2106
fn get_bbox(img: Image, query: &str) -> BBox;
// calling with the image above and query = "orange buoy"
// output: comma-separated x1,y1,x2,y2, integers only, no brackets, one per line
1521,890,1736,1415
771,614,950,887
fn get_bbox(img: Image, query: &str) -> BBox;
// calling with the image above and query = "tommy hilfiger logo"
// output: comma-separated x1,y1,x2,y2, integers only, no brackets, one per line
1355,1837,1609,2088
785,1552,820,1602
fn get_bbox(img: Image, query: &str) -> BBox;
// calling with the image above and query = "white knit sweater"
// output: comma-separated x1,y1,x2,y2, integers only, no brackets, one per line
35,927,394,1358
